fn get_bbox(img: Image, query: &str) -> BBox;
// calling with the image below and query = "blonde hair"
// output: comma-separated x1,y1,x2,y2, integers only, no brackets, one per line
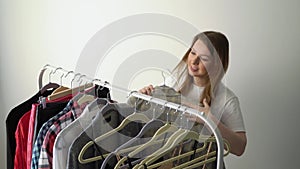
172,31,229,105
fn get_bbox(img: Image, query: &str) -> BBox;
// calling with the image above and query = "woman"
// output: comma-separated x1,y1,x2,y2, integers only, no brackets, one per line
139,31,247,156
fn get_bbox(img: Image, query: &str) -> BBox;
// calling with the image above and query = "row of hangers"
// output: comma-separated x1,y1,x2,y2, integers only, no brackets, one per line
38,64,226,169
77,99,230,168
78,100,230,169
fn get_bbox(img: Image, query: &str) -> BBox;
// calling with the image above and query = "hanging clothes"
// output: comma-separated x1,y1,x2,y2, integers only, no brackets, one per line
6,88,56,169
52,98,108,169
31,85,110,169
7,66,228,169
66,102,144,169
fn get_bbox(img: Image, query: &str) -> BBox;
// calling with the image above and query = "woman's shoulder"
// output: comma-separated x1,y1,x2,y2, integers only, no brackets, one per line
215,82,239,102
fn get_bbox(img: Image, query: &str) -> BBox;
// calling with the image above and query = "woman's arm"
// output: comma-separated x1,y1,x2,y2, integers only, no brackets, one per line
212,119,247,156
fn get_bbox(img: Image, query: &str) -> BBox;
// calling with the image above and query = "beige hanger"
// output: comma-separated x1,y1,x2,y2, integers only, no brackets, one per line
78,98,150,164
145,137,213,169
132,128,186,169
173,139,230,169
114,122,178,169
135,138,229,169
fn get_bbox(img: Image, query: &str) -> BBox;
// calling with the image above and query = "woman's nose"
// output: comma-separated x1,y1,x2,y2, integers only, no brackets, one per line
192,55,200,64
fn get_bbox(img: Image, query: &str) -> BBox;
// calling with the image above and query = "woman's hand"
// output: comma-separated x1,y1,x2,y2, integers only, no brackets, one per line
138,85,154,95
185,99,247,156
184,99,214,124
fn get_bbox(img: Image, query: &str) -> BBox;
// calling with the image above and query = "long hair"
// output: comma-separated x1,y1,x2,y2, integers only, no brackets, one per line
172,31,229,105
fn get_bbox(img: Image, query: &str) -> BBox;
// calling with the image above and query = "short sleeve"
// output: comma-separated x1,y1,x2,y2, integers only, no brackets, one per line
221,97,246,132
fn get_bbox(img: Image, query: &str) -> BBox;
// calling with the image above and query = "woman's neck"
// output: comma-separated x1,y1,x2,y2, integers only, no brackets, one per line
193,77,208,87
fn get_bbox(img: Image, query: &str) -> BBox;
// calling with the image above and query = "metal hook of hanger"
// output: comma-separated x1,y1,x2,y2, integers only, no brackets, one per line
178,106,187,128
161,69,173,86
161,71,166,86
53,67,62,74
151,98,159,119
174,105,181,127
161,101,167,111
145,97,151,107
182,107,188,129
162,101,169,122
48,69,54,83
64,71,74,88
43,64,50,70
71,73,81,89
52,67,63,85
77,75,86,93
64,71,74,78
83,77,93,94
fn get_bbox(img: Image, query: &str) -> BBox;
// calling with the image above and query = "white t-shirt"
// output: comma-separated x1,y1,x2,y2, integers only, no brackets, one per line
165,77,246,133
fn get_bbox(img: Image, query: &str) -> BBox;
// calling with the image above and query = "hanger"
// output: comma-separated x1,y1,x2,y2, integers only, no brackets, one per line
132,128,185,169
143,138,230,169
112,103,166,169
140,107,228,169
78,96,150,164
134,107,205,168
50,67,69,94
126,106,178,158
48,73,93,101
143,112,198,166
114,123,179,168
39,69,60,94
77,79,98,106
172,139,230,169
47,72,78,100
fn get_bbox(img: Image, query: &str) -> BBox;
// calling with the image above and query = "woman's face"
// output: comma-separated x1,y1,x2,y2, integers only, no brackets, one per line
187,39,212,80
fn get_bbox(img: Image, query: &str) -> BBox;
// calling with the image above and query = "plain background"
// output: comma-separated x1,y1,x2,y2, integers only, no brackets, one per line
1,0,300,168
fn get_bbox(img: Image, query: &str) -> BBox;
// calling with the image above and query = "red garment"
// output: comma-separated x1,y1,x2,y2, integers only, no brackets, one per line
14,111,31,169
26,104,38,169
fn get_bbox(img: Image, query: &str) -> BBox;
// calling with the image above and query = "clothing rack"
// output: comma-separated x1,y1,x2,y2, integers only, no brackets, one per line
39,64,224,169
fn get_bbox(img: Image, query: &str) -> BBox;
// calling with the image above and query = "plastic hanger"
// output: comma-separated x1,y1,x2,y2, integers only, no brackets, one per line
39,69,60,94
78,97,150,164
112,104,166,169
127,106,178,159
132,127,185,169
115,124,178,169
145,137,210,169
77,79,99,106
142,138,229,169
133,108,198,168
172,139,230,169
50,68,70,94
48,73,93,100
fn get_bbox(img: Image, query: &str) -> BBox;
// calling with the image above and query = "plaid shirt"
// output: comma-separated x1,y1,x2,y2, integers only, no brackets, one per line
31,101,73,169
37,102,88,169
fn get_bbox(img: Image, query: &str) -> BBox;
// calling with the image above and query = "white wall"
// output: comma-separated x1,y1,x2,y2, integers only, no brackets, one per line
1,0,300,168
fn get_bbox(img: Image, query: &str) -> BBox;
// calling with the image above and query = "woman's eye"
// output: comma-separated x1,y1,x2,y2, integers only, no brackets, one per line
190,51,196,55
200,56,209,62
